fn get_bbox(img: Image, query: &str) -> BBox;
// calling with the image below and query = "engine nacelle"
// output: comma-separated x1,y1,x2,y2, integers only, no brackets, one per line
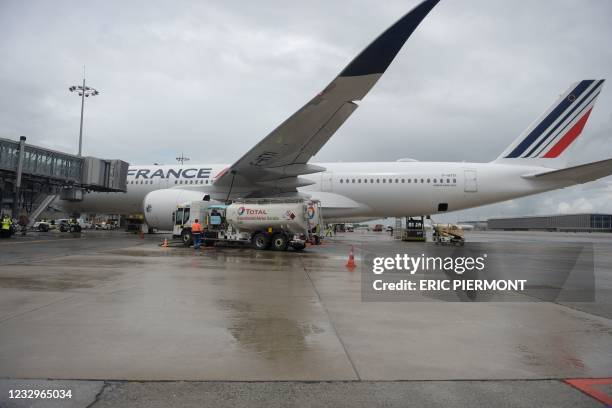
143,189,208,230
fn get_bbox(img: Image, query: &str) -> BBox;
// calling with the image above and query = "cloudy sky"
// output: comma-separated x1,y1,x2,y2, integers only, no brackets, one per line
1,0,611,220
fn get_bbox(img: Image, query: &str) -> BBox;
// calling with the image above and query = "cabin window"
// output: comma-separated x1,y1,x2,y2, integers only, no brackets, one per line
433,178,437,183
453,178,457,183
175,209,183,225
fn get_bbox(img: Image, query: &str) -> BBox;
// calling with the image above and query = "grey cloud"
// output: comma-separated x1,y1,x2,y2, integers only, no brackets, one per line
1,0,611,218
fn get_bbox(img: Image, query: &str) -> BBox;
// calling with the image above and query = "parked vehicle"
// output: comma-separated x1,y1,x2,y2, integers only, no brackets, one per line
33,221,50,232
56,218,82,233
432,224,465,246
76,218,93,229
173,199,322,251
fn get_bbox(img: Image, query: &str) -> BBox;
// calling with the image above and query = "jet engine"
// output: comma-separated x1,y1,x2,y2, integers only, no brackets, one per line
143,189,210,230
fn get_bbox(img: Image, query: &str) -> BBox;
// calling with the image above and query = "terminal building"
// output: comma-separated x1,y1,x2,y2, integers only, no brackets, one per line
487,214,612,233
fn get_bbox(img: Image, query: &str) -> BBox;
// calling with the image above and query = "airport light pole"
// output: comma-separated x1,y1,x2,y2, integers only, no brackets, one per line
176,154,190,165
69,76,100,156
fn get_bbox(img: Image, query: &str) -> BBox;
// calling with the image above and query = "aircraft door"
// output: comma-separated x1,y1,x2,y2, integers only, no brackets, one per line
321,172,333,192
464,169,478,192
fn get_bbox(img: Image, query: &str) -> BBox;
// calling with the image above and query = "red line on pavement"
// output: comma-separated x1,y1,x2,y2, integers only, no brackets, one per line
565,378,612,406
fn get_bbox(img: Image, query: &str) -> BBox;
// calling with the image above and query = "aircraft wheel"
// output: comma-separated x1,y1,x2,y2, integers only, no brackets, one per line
271,233,288,251
252,233,270,250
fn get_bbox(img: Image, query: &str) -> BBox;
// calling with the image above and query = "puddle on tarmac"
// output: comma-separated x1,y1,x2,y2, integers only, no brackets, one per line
218,299,325,360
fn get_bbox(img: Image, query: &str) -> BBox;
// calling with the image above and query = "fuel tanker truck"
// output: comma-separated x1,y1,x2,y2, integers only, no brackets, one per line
171,199,322,251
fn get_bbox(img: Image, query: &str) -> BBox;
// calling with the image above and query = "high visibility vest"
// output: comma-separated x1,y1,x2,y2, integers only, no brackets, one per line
191,222,203,233
1,219,10,230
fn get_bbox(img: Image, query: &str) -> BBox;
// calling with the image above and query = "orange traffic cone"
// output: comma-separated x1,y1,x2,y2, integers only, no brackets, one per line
346,245,356,270
162,238,168,248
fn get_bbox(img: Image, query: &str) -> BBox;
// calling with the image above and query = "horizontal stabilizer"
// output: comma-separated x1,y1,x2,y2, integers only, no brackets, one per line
523,158,612,184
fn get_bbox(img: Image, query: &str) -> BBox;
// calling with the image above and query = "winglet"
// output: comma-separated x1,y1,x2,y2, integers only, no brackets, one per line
339,0,440,77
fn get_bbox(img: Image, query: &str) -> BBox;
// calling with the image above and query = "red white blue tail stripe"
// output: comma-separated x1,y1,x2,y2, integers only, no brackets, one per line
504,80,604,159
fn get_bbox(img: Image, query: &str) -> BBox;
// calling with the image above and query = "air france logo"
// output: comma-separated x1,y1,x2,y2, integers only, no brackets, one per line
238,207,246,215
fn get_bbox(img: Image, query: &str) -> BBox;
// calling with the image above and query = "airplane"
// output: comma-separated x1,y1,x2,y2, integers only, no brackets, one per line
61,0,611,231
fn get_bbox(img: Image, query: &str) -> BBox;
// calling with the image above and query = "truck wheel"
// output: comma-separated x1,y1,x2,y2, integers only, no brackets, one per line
271,233,288,251
204,239,215,247
181,229,193,247
252,233,270,250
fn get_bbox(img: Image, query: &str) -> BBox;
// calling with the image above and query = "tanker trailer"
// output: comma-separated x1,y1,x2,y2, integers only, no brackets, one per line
173,199,311,251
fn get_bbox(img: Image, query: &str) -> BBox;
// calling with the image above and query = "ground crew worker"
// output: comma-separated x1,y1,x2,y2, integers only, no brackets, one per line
324,224,333,237
1,214,13,239
69,217,80,233
191,218,203,249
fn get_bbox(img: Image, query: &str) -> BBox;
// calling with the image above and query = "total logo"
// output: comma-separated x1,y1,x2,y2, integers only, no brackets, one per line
237,207,267,216
307,206,316,219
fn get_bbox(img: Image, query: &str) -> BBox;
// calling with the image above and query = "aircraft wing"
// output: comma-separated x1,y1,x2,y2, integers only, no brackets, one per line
213,0,439,198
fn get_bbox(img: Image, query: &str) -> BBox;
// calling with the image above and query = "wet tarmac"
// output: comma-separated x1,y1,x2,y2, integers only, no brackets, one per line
0,230,610,407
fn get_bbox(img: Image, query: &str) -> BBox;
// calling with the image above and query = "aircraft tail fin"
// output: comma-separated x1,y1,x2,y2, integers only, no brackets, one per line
495,80,605,168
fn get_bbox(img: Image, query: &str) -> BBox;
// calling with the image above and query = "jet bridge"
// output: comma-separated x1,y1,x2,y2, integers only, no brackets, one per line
0,136,129,217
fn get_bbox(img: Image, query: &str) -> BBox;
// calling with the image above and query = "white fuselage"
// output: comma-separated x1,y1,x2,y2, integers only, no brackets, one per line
60,161,569,223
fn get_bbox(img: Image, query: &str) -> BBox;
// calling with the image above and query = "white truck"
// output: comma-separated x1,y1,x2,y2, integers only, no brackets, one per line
172,199,322,251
